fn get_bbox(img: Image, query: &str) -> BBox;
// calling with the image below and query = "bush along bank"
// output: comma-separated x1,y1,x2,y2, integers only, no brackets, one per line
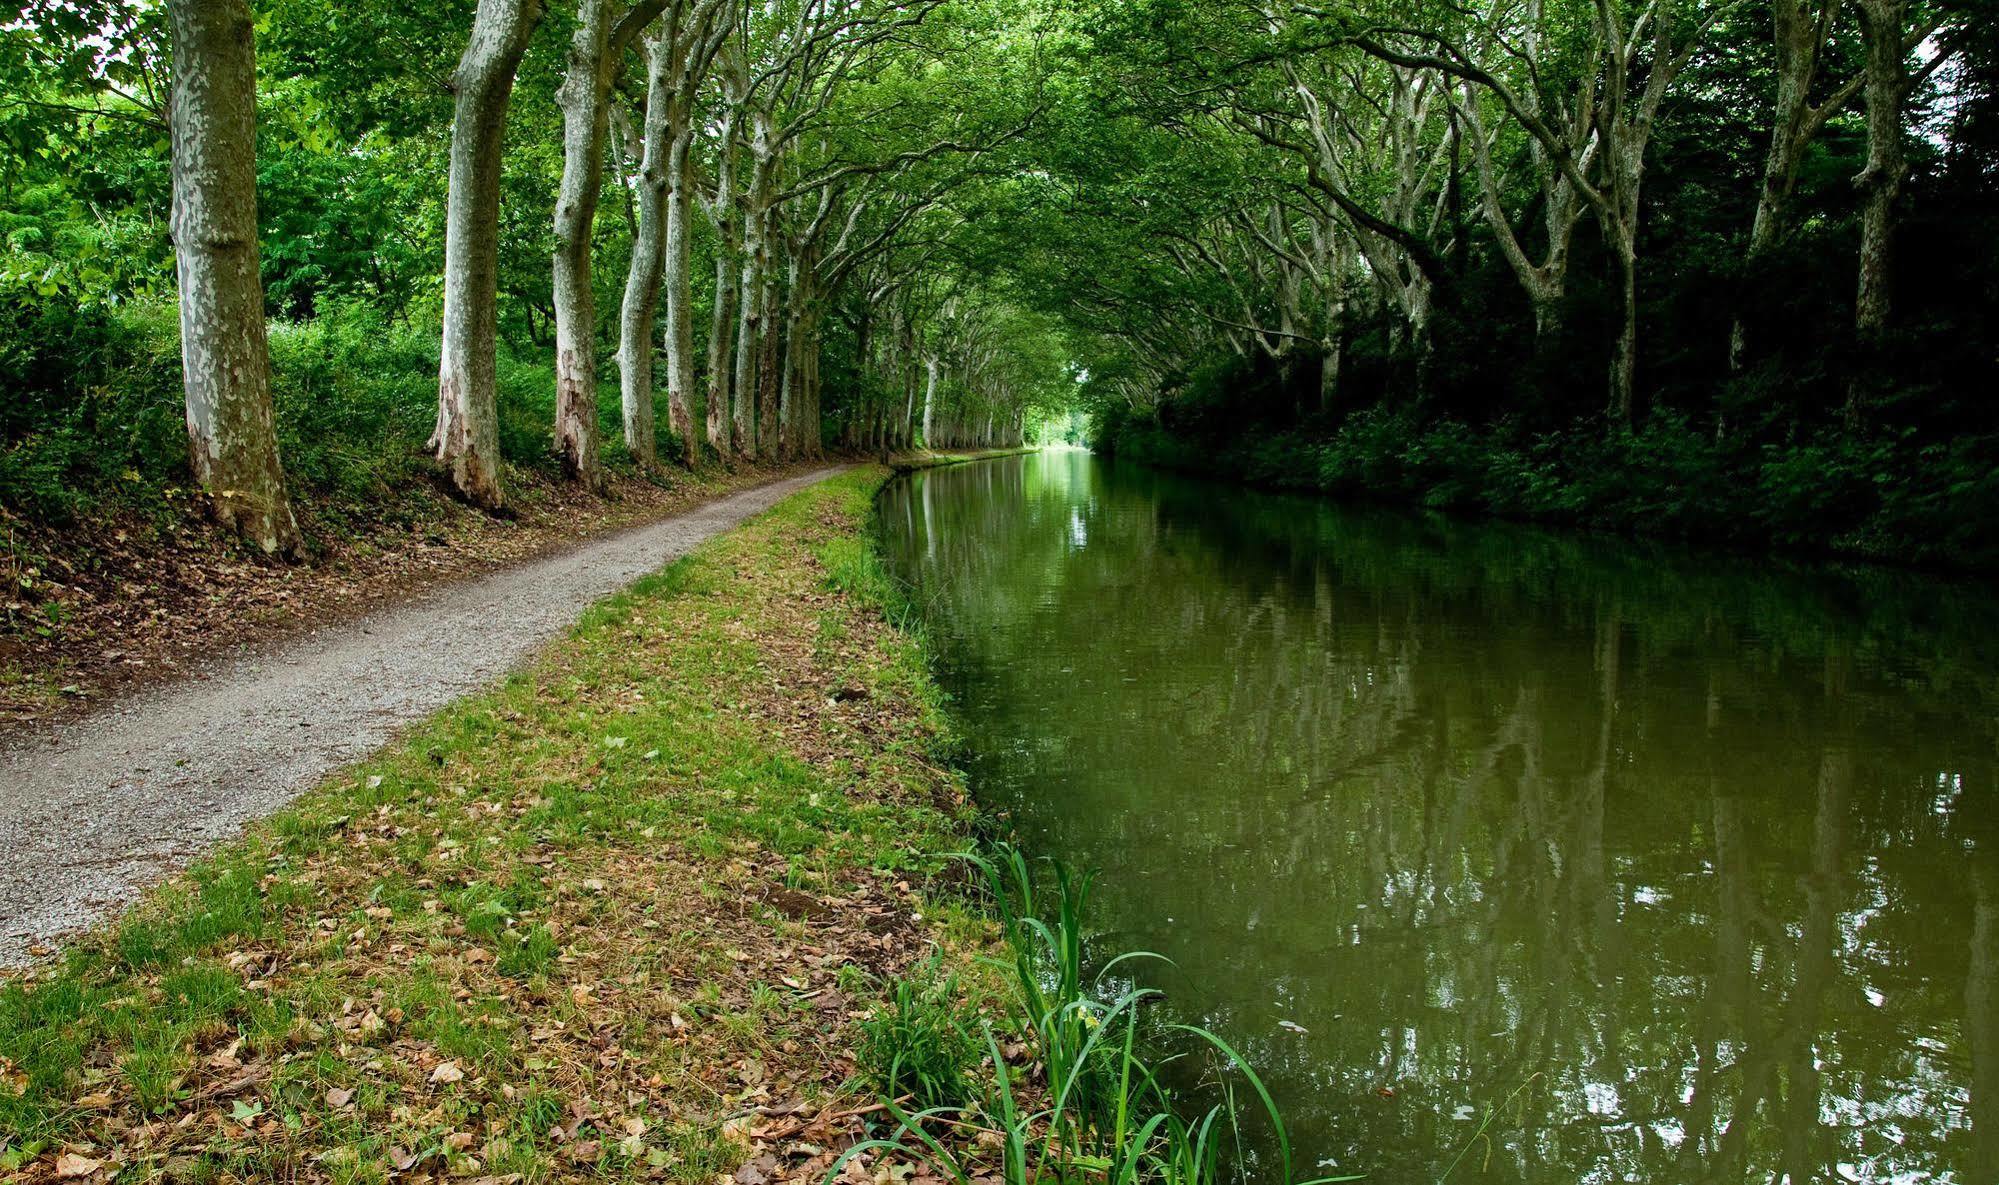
1094,402,1999,574
0,468,1324,1185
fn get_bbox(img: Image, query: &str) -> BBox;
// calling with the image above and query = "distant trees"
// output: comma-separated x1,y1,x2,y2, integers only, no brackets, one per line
1005,0,1986,446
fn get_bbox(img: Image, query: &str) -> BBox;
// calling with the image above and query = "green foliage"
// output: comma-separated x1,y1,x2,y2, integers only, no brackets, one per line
854,955,983,1110
0,290,615,529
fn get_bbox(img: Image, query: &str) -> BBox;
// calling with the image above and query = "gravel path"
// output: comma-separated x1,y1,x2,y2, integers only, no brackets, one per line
0,466,846,966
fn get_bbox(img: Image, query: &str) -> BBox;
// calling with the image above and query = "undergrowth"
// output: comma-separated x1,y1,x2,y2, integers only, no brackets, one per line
1098,406,1999,572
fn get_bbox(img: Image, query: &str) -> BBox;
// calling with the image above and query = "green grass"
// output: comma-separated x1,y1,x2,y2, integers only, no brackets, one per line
0,468,987,1180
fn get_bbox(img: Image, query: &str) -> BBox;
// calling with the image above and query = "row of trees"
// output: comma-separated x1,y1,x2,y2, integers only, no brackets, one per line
21,0,1990,558
973,0,1991,448
8,0,1073,553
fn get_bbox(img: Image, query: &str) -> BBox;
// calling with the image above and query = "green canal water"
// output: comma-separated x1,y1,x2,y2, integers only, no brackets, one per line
876,449,1999,1185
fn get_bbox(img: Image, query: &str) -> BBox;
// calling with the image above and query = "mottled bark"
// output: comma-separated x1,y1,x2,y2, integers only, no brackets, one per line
433,0,543,509
778,252,806,461
551,0,616,489
704,242,737,459
168,0,299,555
1730,0,1857,371
756,291,781,460
702,81,742,461
1846,0,1917,424
616,30,675,469
662,123,698,466
730,245,762,458
1462,88,1576,348
1853,0,1910,340
731,111,774,458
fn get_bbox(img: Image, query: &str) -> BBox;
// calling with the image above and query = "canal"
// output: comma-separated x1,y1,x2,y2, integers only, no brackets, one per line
877,449,1998,1184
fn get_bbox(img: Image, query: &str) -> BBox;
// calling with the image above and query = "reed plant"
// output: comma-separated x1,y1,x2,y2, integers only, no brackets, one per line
830,843,1355,1185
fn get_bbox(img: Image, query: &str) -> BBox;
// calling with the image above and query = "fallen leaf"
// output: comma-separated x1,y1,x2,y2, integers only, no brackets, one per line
431,1062,465,1084
325,1087,354,1107
55,1153,101,1178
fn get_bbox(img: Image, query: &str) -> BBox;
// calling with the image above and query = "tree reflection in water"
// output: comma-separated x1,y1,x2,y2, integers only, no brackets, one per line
879,451,1999,1185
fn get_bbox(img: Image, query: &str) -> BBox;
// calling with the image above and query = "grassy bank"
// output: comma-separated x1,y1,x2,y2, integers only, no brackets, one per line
1097,407,1999,573
0,468,1001,1183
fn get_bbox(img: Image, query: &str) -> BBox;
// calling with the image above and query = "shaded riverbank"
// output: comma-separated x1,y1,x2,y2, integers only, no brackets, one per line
1096,410,1999,575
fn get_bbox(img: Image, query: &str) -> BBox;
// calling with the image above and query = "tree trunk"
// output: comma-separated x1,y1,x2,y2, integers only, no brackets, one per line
731,129,770,458
1611,239,1638,426
168,0,300,555
1849,0,1909,425
433,0,542,509
551,0,615,489
616,31,675,470
703,110,739,461
705,247,736,459
756,284,781,460
730,251,761,458
1319,263,1345,413
662,122,698,466
921,355,938,446
1730,0,1848,372
778,254,805,460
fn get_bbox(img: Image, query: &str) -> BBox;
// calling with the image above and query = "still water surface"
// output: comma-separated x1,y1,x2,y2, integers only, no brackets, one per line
877,450,1999,1185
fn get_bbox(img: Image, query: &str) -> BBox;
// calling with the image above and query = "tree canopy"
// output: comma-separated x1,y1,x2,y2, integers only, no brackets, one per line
2,0,1995,559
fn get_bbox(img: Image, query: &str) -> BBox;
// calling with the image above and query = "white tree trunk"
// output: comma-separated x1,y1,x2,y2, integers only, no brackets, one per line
702,107,739,461
169,0,299,555
704,245,737,459
1730,0,1854,372
433,0,542,509
662,122,698,466
1853,0,1909,341
730,129,770,458
921,354,939,447
551,0,615,488
616,30,675,469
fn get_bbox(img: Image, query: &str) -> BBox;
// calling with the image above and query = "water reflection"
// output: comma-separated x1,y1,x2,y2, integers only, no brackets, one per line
878,451,1999,1185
